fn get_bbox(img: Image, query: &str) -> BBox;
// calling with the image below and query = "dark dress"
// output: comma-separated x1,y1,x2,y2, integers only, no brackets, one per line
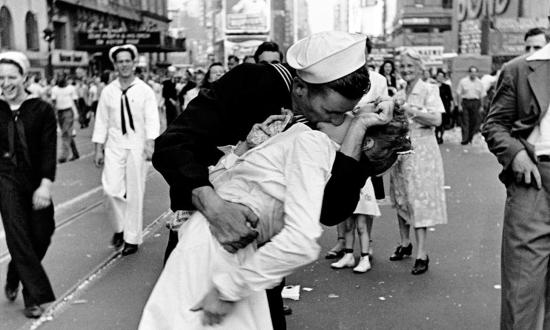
162,79,178,124
435,83,454,141
0,97,57,307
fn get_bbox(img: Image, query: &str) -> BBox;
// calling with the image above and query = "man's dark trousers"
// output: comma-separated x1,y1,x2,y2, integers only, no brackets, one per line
0,171,55,307
501,161,550,329
164,230,287,330
460,99,481,144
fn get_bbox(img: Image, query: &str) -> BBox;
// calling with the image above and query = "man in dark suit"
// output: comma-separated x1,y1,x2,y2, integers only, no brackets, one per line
483,42,550,329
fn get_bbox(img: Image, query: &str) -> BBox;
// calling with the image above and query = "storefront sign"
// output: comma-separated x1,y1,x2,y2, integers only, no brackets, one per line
226,0,270,34
396,46,444,66
76,31,161,49
51,50,89,67
457,0,510,22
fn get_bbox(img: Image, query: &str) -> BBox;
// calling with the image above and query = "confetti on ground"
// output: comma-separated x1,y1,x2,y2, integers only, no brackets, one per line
303,287,313,292
378,297,386,301
429,228,435,232
328,294,339,299
72,299,88,304
494,284,501,290
154,233,161,237
443,185,451,190
86,254,92,258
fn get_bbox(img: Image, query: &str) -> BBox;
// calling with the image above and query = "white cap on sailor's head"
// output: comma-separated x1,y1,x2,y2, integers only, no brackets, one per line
108,44,138,63
0,51,30,75
286,31,367,84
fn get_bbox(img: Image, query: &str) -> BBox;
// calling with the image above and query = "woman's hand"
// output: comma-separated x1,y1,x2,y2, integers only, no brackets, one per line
32,179,52,210
351,109,387,131
190,287,235,326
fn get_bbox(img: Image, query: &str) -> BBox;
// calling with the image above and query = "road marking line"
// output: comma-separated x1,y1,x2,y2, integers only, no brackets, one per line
26,210,172,330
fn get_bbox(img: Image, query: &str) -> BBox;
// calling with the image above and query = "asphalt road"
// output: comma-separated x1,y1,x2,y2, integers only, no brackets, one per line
2,128,506,330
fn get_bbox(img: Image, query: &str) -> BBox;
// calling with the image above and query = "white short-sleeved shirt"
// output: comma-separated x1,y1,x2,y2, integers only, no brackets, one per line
50,85,77,110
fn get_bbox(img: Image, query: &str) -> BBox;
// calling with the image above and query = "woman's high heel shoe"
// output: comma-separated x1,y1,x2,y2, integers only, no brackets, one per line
389,243,413,261
411,256,429,275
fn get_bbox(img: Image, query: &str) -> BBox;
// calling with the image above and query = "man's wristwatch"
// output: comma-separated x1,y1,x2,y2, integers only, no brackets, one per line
166,210,194,231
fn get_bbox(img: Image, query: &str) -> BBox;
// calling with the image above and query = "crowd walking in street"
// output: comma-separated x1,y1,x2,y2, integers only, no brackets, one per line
1,21,550,330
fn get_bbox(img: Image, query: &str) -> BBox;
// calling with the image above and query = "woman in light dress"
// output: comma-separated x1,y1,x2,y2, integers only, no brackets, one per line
139,109,410,329
388,49,447,275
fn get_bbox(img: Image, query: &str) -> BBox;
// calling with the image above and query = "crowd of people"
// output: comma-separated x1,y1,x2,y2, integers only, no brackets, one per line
0,25,549,330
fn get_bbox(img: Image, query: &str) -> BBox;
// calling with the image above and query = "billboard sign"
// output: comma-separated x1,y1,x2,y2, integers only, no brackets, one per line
396,46,444,67
76,31,161,49
226,0,270,34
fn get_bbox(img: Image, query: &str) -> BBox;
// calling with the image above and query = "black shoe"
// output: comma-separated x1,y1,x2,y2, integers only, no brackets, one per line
460,141,469,145
121,243,138,256
437,137,443,144
69,155,80,161
389,243,413,261
325,248,345,260
58,158,67,164
23,305,43,318
283,305,292,316
111,232,124,249
4,284,18,302
411,256,429,275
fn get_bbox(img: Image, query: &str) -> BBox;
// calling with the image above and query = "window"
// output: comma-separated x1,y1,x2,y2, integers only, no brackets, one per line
26,12,39,51
0,6,13,49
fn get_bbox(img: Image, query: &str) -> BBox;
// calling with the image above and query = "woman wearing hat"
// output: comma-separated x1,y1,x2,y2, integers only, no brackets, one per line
388,49,448,275
0,51,57,318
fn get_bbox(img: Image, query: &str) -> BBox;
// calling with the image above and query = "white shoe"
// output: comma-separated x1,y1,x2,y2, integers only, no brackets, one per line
353,256,372,273
331,253,355,269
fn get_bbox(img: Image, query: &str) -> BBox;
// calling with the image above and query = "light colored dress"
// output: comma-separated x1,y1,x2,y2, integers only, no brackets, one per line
389,79,447,228
354,178,380,216
139,124,337,329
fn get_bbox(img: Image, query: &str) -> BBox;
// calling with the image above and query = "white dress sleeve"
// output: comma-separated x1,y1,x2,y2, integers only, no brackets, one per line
212,131,336,301
425,84,445,114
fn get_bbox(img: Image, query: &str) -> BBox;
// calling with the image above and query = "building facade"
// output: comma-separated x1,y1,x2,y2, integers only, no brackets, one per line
0,0,49,76
0,0,179,78
390,0,454,51
456,0,550,66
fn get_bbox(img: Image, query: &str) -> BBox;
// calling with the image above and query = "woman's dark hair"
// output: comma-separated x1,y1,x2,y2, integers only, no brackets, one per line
201,62,224,89
362,104,412,176
100,71,110,84
0,58,24,75
56,74,68,88
253,41,283,63
306,65,371,100
378,60,397,88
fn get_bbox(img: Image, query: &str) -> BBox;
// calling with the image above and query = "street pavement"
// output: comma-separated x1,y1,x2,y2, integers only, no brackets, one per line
1,127,505,330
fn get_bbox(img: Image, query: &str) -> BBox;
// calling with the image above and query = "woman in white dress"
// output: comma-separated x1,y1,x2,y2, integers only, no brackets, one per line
139,109,410,329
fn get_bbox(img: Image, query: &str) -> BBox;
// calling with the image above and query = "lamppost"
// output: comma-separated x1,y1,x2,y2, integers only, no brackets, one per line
43,27,54,81
44,0,55,81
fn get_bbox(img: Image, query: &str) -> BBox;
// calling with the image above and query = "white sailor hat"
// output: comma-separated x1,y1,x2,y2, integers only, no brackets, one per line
108,44,138,63
286,31,366,84
0,51,30,75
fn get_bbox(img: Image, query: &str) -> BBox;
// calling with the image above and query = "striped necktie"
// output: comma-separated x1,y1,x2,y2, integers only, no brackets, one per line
120,85,135,135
